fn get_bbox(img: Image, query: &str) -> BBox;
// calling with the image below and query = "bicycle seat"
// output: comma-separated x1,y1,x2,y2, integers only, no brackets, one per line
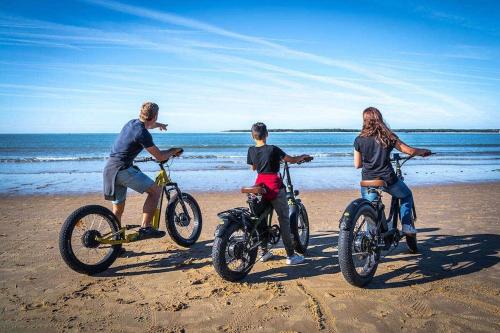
241,186,267,195
360,180,387,187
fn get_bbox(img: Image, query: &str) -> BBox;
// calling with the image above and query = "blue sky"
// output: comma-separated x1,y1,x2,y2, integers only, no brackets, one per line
0,0,499,133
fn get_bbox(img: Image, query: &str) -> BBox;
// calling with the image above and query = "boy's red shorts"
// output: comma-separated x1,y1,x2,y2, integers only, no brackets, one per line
255,173,283,201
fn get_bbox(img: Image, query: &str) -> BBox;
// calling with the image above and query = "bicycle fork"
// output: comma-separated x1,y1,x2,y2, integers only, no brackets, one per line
151,186,165,230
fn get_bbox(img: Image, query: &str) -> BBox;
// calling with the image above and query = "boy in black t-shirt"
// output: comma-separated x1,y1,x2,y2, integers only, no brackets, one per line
246,122,311,265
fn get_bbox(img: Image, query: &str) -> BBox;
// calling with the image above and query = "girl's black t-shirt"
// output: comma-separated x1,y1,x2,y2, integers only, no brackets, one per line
247,145,286,174
354,136,397,185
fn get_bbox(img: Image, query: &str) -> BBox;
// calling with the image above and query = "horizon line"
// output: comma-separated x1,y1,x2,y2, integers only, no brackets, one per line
0,128,498,135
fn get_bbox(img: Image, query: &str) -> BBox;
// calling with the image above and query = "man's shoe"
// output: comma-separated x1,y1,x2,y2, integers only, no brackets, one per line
138,227,166,240
286,254,305,265
402,224,417,236
117,247,127,257
260,250,274,262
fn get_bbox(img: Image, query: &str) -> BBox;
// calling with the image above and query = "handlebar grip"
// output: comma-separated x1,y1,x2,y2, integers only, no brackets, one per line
134,157,155,163
420,151,435,157
169,147,184,157
297,156,314,164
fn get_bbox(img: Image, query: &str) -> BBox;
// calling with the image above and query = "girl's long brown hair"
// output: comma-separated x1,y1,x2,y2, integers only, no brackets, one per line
360,107,398,148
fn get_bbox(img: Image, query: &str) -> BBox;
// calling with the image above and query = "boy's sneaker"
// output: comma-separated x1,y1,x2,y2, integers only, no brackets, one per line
286,254,305,265
402,224,417,235
138,227,166,240
260,250,274,262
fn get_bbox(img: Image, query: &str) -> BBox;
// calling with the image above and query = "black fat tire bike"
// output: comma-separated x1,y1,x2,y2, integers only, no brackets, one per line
212,157,313,282
338,153,426,287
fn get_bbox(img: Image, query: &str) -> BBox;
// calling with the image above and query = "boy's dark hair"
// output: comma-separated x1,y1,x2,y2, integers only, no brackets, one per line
251,122,268,140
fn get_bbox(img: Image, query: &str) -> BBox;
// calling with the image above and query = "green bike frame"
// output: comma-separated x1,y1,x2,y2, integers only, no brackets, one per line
95,164,187,245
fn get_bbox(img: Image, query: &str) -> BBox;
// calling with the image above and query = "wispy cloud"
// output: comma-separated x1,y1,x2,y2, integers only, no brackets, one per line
400,44,495,61
414,5,499,36
1,2,498,131
0,14,401,102
81,0,477,114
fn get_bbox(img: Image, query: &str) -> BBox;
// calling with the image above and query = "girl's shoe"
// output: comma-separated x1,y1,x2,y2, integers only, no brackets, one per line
402,224,417,235
260,250,274,262
286,254,305,265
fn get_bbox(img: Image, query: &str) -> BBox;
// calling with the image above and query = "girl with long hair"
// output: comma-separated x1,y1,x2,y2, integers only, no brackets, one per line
353,107,431,235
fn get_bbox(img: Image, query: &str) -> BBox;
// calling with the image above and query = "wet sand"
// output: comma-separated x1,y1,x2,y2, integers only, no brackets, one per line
0,183,499,332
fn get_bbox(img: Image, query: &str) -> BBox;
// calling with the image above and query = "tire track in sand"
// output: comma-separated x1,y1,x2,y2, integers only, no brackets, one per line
128,279,156,330
296,281,337,332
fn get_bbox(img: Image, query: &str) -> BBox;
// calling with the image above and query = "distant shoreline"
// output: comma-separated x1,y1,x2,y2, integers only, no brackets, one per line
224,129,499,133
0,129,498,135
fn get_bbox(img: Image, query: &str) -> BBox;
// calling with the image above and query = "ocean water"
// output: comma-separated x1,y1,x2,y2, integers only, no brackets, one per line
0,132,499,195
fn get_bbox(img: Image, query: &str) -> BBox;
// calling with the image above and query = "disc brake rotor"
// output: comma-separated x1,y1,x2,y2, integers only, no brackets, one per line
353,231,371,253
81,230,102,248
175,212,191,227
269,225,281,245
228,240,245,260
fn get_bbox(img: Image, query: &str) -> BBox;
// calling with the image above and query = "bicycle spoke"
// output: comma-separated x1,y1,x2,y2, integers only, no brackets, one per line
69,213,114,266
297,216,308,244
89,214,96,230
174,200,197,239
354,217,366,237
350,213,378,277
224,228,252,272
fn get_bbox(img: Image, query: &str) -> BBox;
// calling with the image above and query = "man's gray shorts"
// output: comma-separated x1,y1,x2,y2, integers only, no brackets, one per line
112,166,155,204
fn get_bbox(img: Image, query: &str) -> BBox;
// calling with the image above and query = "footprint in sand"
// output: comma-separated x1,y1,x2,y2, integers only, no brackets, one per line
408,299,435,319
154,301,188,312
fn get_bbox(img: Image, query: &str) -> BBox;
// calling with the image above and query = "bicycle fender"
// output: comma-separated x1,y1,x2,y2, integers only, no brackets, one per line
339,198,372,231
214,216,244,238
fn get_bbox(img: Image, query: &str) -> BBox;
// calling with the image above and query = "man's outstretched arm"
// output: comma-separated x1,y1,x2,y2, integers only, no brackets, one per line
149,122,168,131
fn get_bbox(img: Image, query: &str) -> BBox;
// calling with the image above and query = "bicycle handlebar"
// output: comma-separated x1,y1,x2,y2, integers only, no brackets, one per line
134,157,155,163
297,156,314,164
391,152,436,163
134,148,184,164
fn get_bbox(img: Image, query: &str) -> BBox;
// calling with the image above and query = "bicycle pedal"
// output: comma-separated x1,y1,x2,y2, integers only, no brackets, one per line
125,224,141,230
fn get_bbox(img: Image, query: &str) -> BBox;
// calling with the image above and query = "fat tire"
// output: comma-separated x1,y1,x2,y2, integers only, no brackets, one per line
406,234,418,253
212,223,258,282
59,205,121,275
166,192,202,247
338,203,379,287
406,205,418,253
292,203,310,254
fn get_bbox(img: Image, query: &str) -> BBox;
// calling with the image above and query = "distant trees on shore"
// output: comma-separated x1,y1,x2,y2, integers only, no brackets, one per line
224,129,498,133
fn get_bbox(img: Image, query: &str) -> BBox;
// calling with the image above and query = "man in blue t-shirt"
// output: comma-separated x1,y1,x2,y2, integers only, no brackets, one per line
103,102,182,239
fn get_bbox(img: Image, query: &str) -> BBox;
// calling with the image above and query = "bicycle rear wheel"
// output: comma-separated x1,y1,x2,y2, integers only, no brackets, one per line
338,203,379,287
59,205,121,275
212,222,258,282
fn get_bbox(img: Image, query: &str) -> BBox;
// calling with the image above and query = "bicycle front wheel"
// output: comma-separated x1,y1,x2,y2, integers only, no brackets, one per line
406,204,418,253
59,205,121,275
291,203,310,254
166,192,202,247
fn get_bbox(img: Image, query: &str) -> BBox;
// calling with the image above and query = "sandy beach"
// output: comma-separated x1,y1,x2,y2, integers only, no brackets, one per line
0,182,499,332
